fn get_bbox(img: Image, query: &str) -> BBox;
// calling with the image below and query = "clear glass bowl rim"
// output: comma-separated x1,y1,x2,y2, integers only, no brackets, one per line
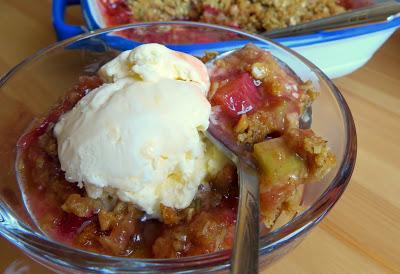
0,21,357,271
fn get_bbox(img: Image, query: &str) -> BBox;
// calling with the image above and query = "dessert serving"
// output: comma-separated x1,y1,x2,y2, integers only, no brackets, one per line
16,43,335,258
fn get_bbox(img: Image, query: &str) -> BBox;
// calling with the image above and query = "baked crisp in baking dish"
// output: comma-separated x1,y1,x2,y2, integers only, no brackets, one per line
122,0,346,32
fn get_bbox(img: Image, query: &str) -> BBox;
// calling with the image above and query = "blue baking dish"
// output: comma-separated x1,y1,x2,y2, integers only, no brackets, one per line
52,0,400,78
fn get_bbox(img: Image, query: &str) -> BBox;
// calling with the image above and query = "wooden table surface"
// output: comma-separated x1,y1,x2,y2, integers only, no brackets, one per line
0,1,399,273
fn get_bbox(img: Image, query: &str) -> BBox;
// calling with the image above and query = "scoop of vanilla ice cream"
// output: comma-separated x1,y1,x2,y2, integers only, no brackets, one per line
99,43,210,94
54,44,227,218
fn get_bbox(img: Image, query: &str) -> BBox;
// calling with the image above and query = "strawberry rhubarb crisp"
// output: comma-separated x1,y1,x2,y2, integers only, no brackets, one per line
16,43,335,258
99,0,347,33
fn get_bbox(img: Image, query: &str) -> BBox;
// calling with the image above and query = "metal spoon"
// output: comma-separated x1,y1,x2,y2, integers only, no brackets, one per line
205,50,313,273
264,0,400,38
204,50,261,274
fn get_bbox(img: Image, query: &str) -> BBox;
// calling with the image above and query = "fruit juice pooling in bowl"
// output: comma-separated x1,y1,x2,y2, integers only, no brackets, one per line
16,42,336,258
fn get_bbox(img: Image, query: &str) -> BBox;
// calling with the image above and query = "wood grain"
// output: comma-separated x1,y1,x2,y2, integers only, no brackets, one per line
0,1,399,273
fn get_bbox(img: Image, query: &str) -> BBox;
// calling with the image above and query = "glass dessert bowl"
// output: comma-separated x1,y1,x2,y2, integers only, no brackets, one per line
0,22,356,273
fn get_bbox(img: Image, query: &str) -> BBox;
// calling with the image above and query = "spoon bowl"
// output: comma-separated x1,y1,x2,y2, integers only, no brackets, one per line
205,47,315,273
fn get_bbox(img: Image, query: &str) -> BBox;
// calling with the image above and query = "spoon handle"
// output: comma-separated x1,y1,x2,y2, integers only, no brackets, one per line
231,160,260,274
264,0,400,38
